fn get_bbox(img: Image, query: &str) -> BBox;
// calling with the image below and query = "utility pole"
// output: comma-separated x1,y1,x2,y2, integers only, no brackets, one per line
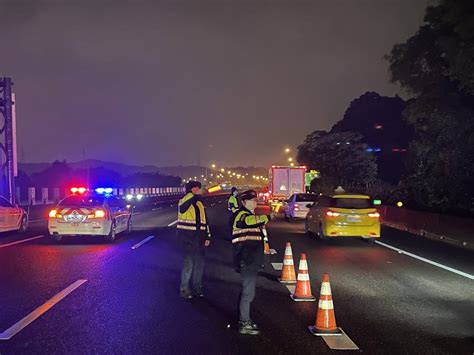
0,77,17,203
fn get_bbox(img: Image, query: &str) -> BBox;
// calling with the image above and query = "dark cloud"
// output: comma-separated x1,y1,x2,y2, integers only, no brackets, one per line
0,0,429,167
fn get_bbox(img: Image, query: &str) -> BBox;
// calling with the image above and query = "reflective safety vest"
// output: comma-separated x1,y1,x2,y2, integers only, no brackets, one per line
232,210,266,244
177,193,207,232
228,195,239,214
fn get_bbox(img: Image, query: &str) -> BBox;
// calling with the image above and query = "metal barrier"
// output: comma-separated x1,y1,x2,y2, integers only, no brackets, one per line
17,186,186,206
379,205,474,250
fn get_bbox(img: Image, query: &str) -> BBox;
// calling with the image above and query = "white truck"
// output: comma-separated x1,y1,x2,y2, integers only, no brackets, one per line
268,166,306,205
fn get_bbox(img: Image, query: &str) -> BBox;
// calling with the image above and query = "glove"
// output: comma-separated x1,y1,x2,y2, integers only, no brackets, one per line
258,215,269,224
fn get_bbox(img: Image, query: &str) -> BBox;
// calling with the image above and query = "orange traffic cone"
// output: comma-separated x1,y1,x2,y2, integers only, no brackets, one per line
309,273,341,335
290,254,316,302
278,242,296,283
264,241,270,254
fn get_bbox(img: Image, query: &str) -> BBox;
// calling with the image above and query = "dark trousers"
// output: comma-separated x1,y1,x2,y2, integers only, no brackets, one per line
180,232,206,292
239,265,258,322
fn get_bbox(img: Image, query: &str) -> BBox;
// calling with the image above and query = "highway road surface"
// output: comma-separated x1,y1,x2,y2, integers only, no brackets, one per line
1,196,473,354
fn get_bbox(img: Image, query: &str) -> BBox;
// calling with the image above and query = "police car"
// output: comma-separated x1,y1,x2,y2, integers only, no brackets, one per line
0,196,28,233
48,187,132,242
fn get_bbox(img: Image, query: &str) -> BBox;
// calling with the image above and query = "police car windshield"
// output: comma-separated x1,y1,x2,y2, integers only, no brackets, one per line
330,198,372,209
59,195,105,207
295,194,319,202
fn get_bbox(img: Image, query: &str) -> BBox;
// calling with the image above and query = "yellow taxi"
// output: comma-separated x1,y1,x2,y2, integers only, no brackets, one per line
48,187,132,243
305,194,380,241
0,196,28,233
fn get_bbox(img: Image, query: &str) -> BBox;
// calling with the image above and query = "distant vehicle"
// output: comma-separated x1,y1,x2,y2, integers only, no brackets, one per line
48,187,132,243
284,193,319,220
0,196,28,233
269,166,306,205
305,194,380,241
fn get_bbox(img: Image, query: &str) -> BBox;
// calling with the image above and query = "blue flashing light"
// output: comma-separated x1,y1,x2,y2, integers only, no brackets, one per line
374,148,382,152
366,148,374,152
95,187,114,195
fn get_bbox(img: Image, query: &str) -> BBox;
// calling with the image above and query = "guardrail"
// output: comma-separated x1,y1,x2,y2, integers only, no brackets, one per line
379,205,474,250
16,186,186,206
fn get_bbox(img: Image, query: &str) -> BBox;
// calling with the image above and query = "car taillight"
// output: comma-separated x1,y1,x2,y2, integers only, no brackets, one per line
368,212,380,218
49,209,57,218
326,211,340,217
95,210,106,218
294,205,299,211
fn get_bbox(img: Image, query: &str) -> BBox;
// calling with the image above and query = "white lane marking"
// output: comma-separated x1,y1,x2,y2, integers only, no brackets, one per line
321,328,359,350
375,240,474,280
29,219,45,223
167,219,178,227
271,262,283,270
0,235,45,249
285,285,296,294
132,212,141,216
0,279,87,340
131,236,155,250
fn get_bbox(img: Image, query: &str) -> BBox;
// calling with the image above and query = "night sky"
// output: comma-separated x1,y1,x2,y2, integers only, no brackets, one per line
1,0,428,167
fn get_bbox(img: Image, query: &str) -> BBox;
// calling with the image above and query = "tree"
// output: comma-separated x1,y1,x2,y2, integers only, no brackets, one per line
331,92,413,184
123,172,182,187
297,131,377,192
386,0,474,214
31,160,73,188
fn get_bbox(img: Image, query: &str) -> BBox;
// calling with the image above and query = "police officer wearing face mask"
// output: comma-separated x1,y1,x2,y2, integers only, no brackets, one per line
232,190,272,335
177,181,211,299
227,187,239,236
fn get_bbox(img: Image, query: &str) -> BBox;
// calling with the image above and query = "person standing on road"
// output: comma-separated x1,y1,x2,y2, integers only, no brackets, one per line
227,187,239,235
177,181,211,299
232,190,272,335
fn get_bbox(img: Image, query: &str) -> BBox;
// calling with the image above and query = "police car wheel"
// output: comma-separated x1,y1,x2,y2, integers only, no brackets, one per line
19,216,28,233
104,221,117,242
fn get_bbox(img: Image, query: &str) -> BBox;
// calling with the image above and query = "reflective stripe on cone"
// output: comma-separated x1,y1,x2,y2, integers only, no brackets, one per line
278,242,296,284
291,253,316,302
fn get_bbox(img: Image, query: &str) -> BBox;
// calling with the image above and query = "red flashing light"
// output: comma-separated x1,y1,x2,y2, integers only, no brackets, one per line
70,187,87,194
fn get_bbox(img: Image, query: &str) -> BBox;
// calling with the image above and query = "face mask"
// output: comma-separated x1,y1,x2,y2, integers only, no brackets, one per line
233,191,238,197
244,200,257,212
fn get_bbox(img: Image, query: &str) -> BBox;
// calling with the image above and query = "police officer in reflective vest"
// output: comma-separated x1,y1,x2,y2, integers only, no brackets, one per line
232,190,271,335
177,181,211,299
227,187,239,234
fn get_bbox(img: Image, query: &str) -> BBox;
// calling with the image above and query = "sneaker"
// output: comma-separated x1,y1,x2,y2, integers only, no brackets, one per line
193,288,204,298
180,289,193,299
249,320,260,331
239,321,261,335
